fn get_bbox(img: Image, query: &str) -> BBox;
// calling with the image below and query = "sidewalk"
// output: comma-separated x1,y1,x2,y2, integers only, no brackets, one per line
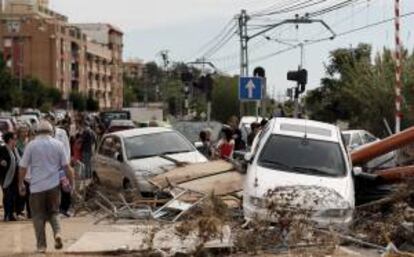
0,216,121,256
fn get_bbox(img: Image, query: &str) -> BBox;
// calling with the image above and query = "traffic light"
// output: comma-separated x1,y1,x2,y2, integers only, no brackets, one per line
253,66,266,78
287,69,308,93
181,71,193,83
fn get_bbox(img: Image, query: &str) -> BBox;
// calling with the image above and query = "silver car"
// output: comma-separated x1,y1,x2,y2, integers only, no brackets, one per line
342,130,396,169
92,127,208,194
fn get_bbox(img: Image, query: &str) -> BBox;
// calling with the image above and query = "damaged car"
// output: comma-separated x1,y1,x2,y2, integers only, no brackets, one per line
243,118,355,229
92,127,208,195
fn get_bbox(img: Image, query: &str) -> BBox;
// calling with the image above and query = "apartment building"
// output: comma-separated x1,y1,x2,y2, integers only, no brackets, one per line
123,59,145,79
0,0,124,109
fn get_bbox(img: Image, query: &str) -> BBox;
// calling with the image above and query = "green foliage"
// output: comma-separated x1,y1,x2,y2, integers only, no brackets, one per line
122,61,240,122
0,53,63,111
211,75,239,123
86,95,99,111
69,92,86,112
305,43,414,137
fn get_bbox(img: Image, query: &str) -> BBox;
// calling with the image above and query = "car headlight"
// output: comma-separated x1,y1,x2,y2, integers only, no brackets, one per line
250,196,268,209
316,208,353,219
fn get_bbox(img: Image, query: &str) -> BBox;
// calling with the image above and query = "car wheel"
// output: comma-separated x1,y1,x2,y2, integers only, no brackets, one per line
123,179,132,191
92,172,100,185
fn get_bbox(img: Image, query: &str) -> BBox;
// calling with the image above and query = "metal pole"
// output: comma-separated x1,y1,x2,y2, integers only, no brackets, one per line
239,9,249,117
207,101,211,126
394,0,402,133
294,43,304,118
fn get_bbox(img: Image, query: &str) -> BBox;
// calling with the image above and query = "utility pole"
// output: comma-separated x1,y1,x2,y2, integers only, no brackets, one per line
187,60,216,125
394,0,402,133
238,12,335,118
293,43,304,118
238,9,249,117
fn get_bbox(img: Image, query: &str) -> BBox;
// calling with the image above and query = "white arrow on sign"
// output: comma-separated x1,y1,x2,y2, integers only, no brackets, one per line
245,79,256,98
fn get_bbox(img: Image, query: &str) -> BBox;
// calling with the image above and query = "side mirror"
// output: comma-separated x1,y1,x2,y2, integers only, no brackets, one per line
244,152,254,164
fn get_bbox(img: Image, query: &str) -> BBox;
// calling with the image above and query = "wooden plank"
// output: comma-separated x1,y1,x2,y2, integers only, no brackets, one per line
178,171,244,196
149,160,234,189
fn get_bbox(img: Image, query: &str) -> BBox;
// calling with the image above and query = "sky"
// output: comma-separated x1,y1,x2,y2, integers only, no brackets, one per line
50,0,414,100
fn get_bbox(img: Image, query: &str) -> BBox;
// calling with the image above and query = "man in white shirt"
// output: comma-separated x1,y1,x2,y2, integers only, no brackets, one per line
45,115,73,217
18,121,73,253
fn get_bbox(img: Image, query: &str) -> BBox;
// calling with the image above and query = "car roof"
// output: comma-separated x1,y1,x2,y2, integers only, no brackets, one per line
108,127,174,138
342,130,366,135
270,118,341,142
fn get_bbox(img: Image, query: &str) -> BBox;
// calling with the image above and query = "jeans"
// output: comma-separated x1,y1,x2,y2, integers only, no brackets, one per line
2,183,17,221
82,151,92,179
30,186,61,250
15,181,31,218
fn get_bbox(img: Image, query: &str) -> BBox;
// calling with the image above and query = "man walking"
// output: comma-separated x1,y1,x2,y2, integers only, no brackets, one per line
0,132,20,221
45,115,73,216
18,121,73,253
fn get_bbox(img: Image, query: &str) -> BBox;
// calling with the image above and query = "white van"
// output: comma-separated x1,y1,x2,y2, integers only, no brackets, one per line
243,118,355,228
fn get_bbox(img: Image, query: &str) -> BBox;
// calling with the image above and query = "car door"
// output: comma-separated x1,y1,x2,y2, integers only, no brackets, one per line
94,136,115,186
105,136,126,189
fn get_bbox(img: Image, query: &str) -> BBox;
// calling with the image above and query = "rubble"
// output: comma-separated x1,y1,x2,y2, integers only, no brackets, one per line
65,157,414,256
351,182,414,248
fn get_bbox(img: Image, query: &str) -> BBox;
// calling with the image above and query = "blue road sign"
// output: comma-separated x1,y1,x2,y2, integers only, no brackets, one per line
239,77,263,101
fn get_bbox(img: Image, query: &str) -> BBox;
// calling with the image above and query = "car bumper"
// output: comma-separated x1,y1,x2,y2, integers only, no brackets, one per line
243,202,353,230
135,175,157,193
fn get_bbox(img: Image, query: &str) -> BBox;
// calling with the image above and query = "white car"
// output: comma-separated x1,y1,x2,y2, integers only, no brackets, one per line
243,118,355,229
342,130,396,169
92,127,208,194
18,115,40,129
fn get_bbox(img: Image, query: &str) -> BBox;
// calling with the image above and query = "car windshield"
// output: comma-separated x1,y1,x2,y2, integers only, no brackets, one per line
343,134,351,146
258,135,347,177
124,131,195,160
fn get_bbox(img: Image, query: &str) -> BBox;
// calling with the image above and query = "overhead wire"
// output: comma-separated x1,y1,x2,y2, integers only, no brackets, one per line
254,11,414,63
252,0,329,17
201,23,238,59
186,17,235,61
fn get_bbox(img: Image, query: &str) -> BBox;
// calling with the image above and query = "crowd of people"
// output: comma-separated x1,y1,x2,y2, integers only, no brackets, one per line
198,117,269,160
0,112,100,253
0,110,270,253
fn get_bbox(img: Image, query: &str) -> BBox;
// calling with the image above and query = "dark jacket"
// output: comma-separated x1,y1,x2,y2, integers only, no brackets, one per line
0,145,12,187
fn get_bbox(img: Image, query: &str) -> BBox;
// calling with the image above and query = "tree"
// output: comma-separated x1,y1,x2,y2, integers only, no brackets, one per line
69,92,86,112
211,75,239,123
305,43,414,137
0,53,63,111
86,95,99,111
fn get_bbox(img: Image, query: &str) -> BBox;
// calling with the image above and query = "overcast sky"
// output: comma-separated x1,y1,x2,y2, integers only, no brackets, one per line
51,0,414,99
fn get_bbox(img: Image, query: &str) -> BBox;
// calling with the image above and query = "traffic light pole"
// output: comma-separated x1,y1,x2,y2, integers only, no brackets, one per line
238,11,335,118
294,43,304,118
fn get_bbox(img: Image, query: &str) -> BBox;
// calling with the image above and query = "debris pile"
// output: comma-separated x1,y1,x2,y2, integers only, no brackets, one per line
352,182,414,248
65,156,414,256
